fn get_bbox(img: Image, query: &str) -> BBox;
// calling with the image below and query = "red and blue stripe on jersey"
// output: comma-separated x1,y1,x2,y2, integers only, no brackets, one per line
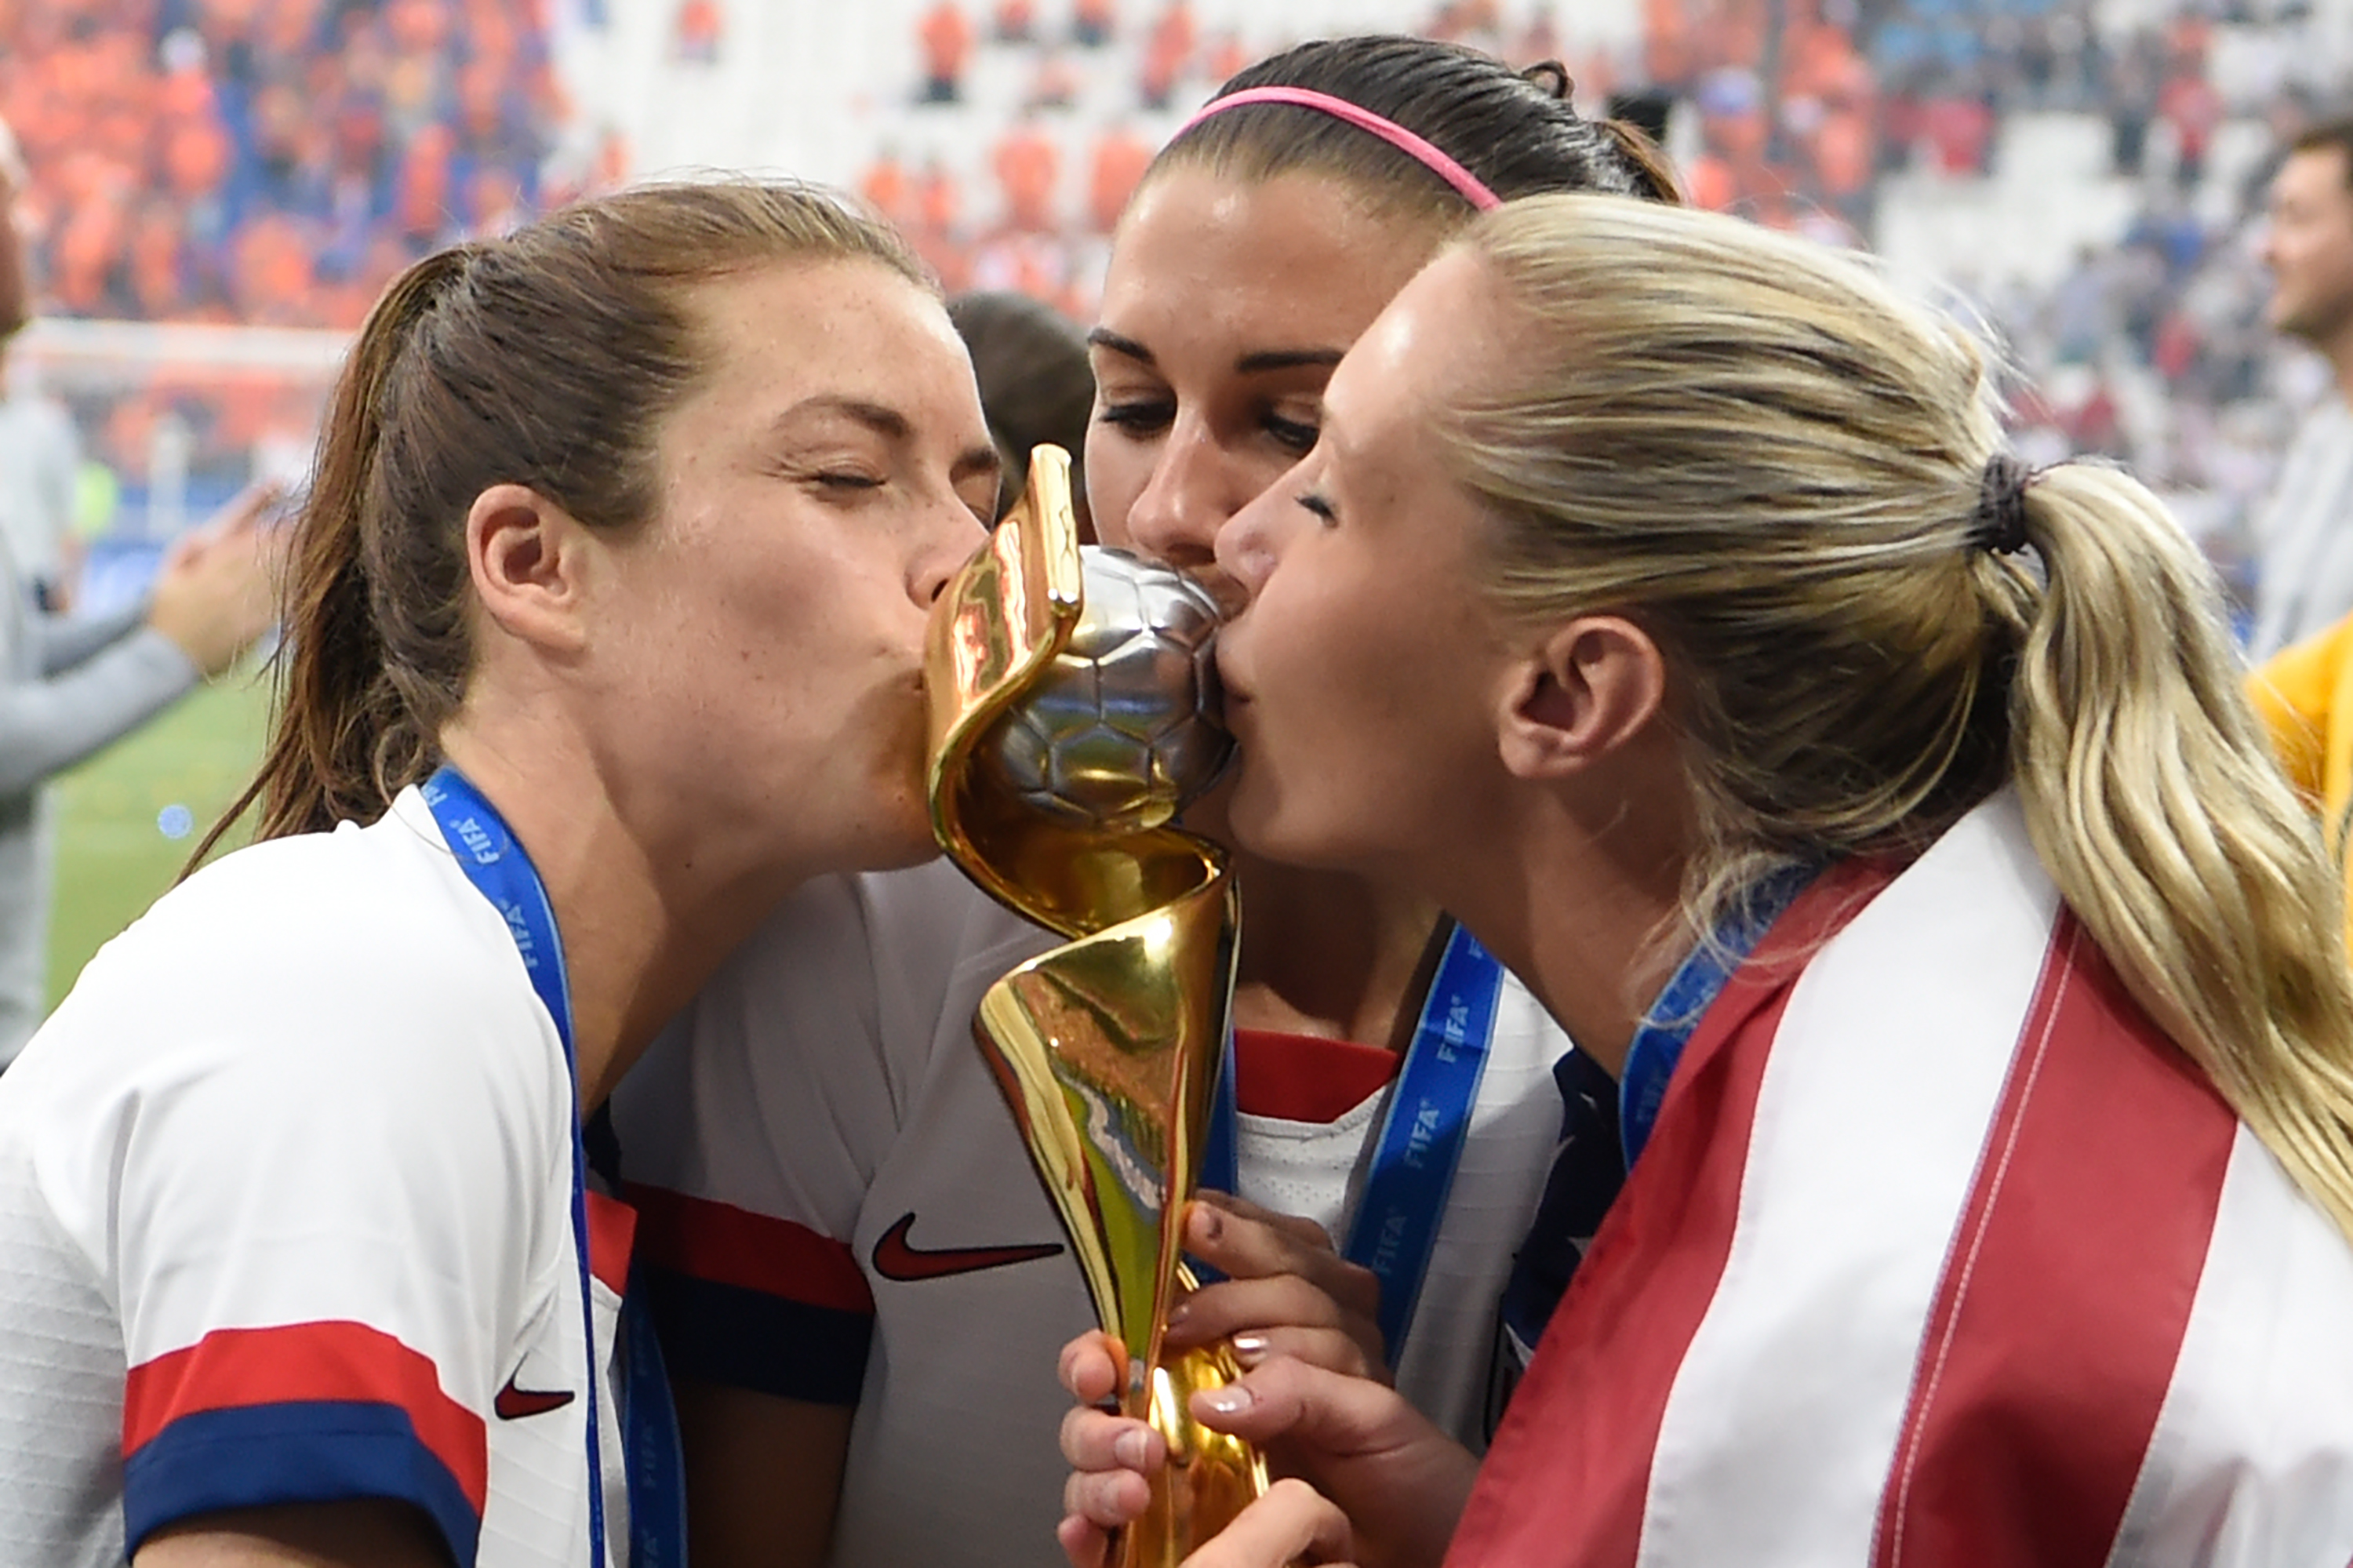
122,1319,485,1565
628,1185,876,1404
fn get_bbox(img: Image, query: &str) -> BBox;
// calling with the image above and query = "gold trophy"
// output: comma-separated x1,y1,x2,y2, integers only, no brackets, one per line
925,446,1266,1566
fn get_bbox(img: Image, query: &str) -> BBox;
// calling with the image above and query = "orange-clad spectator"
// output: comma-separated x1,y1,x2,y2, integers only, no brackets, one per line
918,0,973,104
387,0,452,53
1644,0,1695,87
995,115,1060,233
1138,15,1187,113
1683,149,1737,210
1147,0,1195,75
127,201,185,318
675,0,722,63
230,214,314,323
1204,30,1247,88
908,223,973,293
917,158,962,232
1027,49,1080,111
162,115,231,200
995,0,1035,44
1086,123,1151,233
393,122,456,246
1814,104,1873,212
1072,0,1114,48
862,148,912,225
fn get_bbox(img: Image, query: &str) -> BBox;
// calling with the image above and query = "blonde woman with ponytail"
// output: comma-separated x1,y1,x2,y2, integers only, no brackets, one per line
1056,195,2353,1568
0,180,1002,1568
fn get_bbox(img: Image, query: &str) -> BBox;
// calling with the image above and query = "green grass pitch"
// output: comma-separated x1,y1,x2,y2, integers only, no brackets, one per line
45,671,271,1010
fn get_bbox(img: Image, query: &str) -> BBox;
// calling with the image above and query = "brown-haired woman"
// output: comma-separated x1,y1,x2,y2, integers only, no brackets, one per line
606,35,1678,1568
0,180,998,1568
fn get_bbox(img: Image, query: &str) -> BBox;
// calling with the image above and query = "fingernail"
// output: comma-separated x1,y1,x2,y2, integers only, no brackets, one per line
1114,1428,1153,1468
1200,1384,1255,1415
1230,1333,1268,1367
1167,1299,1191,1326
1189,1204,1224,1244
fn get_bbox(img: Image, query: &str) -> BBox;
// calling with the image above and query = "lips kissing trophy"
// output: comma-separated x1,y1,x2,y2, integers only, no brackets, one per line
924,445,1264,1566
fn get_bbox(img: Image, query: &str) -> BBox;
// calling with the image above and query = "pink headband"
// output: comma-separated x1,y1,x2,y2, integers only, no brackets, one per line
1176,85,1502,211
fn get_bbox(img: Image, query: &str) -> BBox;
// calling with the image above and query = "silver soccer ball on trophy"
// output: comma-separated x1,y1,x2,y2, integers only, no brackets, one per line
977,546,1234,836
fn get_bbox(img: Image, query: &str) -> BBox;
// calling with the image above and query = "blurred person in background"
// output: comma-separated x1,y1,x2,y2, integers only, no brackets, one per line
0,115,277,1070
0,339,79,616
947,289,1096,537
2249,117,2353,658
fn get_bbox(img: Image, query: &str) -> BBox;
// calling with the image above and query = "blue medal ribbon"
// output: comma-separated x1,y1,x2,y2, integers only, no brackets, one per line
1202,921,1504,1362
1617,867,1817,1170
423,766,688,1568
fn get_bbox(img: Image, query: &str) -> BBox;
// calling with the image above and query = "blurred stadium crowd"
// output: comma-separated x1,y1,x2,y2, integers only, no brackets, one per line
5,0,2351,597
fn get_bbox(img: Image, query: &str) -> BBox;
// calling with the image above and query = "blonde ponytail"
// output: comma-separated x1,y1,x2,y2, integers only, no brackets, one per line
2008,464,2353,1235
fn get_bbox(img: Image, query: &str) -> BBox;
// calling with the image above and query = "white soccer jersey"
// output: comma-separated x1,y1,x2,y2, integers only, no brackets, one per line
1452,793,2353,1568
0,790,635,1568
610,860,1569,1568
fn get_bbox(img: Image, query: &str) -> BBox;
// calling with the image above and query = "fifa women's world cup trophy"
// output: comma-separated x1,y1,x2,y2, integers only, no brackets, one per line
923,445,1265,1566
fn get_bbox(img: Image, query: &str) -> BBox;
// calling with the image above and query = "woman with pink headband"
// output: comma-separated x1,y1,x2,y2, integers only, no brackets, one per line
606,36,1676,1568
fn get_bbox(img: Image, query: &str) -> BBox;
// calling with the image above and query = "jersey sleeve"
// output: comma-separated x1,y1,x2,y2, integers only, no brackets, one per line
77,842,562,1568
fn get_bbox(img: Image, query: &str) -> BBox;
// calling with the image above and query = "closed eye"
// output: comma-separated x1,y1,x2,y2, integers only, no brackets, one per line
1264,413,1319,453
1096,399,1173,435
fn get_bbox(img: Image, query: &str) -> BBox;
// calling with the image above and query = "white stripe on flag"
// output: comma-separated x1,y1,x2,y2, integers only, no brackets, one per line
1637,795,2059,1567
2105,1125,2353,1568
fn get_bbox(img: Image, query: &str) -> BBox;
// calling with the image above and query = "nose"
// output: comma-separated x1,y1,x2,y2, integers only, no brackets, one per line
912,502,988,609
1215,484,1289,602
1122,419,1240,573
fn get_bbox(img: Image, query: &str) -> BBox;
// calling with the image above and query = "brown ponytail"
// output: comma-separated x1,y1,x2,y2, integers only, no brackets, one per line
191,247,475,869
190,180,929,869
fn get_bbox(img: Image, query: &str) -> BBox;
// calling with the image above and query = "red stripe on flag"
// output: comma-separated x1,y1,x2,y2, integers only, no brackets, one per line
584,1189,636,1296
624,1185,875,1315
124,1321,486,1511
1447,859,1898,1568
1872,915,2238,1568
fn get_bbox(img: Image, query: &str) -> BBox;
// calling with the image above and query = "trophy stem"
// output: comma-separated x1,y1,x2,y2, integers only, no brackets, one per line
927,446,1266,1566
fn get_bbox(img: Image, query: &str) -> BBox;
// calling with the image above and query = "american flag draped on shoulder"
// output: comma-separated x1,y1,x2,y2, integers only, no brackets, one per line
1452,792,2353,1568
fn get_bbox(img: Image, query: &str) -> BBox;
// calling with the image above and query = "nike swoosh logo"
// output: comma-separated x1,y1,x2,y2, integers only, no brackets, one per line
494,1374,576,1421
870,1210,1064,1282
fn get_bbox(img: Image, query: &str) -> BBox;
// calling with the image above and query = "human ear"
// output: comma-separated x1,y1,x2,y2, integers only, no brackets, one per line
465,482,594,657
1494,615,1667,780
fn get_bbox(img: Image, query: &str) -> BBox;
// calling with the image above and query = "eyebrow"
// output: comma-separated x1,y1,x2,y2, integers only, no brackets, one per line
777,395,998,482
1235,347,1345,373
1086,328,1344,377
777,395,912,441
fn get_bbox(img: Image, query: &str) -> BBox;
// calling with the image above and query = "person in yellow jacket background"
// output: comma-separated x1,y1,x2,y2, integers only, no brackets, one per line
2250,610,2353,951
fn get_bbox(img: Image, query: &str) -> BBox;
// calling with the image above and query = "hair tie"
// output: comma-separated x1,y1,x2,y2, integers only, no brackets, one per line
1973,453,2035,555
1176,85,1502,211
